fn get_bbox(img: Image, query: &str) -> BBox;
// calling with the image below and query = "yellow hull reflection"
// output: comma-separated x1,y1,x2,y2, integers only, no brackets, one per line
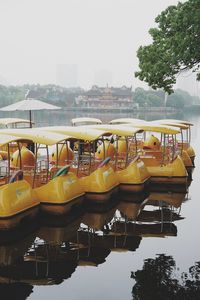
117,199,147,220
148,191,186,208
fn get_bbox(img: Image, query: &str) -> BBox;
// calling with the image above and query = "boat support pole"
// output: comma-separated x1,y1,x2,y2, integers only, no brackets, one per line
29,110,32,128
7,143,10,183
46,145,49,183
17,142,22,170
161,134,166,166
114,136,119,171
189,126,191,146
125,136,129,168
180,129,183,155
89,141,92,175
56,144,59,166
32,143,38,188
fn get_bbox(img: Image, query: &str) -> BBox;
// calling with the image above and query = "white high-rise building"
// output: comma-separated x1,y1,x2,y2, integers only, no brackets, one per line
94,69,112,86
56,64,78,87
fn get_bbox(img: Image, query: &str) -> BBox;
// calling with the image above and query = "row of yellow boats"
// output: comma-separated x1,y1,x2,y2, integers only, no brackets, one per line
0,117,195,229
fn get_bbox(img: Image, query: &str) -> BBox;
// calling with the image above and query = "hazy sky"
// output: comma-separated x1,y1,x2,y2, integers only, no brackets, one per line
1,0,198,94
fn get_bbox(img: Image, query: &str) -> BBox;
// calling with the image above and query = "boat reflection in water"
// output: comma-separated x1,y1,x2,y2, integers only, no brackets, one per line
0,187,187,296
147,191,188,209
0,231,37,299
109,189,187,239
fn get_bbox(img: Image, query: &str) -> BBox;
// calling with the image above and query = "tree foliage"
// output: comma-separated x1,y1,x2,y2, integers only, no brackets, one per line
135,0,200,94
131,254,200,299
133,87,198,108
0,84,84,108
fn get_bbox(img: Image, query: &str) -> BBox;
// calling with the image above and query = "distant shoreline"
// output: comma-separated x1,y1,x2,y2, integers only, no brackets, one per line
63,106,177,113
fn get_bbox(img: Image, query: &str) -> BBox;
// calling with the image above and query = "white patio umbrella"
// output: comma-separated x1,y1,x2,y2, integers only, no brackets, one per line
0,98,61,127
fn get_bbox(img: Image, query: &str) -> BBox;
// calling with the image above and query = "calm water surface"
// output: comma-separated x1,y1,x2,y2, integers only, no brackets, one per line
0,110,199,300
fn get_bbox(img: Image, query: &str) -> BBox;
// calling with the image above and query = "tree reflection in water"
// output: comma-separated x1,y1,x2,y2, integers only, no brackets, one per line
0,283,33,300
131,254,200,300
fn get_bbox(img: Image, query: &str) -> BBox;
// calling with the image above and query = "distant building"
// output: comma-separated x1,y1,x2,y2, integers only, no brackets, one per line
56,64,78,88
75,85,135,108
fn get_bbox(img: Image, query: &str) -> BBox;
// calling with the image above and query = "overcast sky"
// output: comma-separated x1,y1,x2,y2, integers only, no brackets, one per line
0,0,198,95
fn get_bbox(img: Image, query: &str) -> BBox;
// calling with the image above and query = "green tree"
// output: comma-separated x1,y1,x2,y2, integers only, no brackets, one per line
135,0,200,94
131,254,200,300
133,87,148,107
147,93,164,106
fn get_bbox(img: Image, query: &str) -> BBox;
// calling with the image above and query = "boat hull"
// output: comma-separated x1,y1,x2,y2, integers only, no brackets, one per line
185,146,195,165
116,158,150,193
0,180,38,229
140,155,188,185
79,164,119,203
34,172,84,215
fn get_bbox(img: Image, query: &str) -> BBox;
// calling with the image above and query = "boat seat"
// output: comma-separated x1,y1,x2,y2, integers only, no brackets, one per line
140,155,160,167
143,150,163,161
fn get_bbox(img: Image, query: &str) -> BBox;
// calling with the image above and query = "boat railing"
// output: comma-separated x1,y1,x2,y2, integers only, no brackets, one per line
70,154,101,177
0,165,10,185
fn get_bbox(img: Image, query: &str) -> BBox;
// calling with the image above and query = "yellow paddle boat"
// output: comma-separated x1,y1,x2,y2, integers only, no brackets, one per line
149,120,194,177
139,125,188,185
110,122,188,186
151,119,195,166
86,124,150,193
0,134,39,229
39,126,119,203
0,128,85,215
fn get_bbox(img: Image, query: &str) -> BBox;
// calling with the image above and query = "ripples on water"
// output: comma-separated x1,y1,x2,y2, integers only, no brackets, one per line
0,110,199,300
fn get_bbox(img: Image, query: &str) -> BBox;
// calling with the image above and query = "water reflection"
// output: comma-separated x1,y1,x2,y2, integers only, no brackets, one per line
0,283,33,300
0,182,194,298
148,191,188,208
131,254,200,300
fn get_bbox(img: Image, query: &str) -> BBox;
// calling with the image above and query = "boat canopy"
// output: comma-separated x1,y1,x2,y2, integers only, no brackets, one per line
0,134,32,147
109,118,144,125
150,120,189,130
0,118,34,127
154,119,193,126
0,129,69,145
71,117,102,126
40,126,112,141
123,123,180,135
85,124,144,136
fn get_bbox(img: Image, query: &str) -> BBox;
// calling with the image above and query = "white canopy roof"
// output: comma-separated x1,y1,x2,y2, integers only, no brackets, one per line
0,99,61,111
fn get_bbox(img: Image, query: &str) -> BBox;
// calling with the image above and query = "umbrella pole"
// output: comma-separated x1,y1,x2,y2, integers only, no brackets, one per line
28,109,35,153
29,110,32,128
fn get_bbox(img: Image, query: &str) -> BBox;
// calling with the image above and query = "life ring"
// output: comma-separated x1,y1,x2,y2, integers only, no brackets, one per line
98,157,111,168
53,165,70,179
9,170,24,183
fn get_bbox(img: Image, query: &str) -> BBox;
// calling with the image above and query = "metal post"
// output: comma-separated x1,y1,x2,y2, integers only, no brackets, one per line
32,143,38,188
29,110,32,128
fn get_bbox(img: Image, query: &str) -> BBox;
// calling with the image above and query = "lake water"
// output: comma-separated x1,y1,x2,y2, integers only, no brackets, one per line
0,110,199,300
